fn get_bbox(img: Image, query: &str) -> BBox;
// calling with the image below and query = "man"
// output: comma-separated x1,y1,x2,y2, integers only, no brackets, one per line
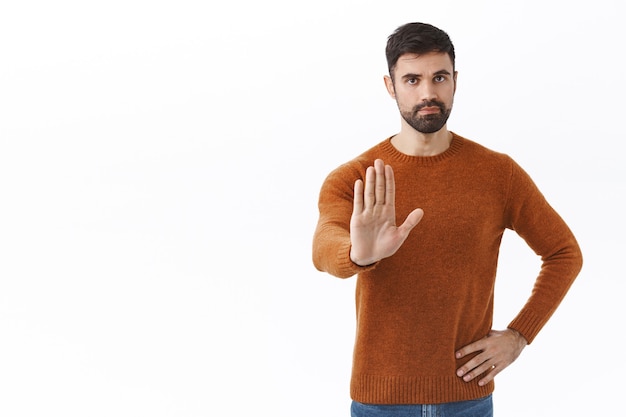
312,22,582,416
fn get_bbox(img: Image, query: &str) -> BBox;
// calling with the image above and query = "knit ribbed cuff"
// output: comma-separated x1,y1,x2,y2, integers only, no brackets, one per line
508,310,546,344
335,240,378,278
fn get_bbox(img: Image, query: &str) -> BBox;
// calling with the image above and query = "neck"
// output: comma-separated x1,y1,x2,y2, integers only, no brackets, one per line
390,125,453,157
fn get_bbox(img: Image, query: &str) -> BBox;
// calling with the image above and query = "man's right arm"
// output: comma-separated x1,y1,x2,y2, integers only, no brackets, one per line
312,164,367,279
312,159,423,278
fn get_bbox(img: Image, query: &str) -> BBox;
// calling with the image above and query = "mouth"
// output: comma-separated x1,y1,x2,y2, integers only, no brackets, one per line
417,106,441,115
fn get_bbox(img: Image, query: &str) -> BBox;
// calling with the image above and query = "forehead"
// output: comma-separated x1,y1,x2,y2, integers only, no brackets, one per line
394,52,454,75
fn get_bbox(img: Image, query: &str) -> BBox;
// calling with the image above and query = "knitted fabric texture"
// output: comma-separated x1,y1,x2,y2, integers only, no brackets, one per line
312,133,583,404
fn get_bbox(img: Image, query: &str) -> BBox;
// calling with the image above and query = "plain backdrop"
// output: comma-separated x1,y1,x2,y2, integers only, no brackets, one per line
0,1,623,416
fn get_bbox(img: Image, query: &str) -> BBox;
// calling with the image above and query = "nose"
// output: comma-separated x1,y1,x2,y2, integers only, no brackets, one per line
420,83,438,102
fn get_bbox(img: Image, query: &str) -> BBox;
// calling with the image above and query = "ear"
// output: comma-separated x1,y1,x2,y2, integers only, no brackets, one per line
384,75,396,99
453,71,458,94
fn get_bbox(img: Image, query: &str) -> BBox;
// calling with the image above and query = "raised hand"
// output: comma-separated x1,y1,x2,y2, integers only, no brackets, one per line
349,159,424,266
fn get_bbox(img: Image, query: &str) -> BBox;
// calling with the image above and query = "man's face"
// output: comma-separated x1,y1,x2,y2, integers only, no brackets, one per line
385,52,457,134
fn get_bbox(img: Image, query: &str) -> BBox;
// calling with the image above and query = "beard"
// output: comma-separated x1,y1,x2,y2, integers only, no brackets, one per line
400,100,452,134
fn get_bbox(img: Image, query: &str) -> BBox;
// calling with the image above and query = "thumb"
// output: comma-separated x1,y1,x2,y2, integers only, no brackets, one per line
398,208,424,235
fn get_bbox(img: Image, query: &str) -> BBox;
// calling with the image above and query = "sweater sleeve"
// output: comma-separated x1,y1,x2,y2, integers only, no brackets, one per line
503,159,583,343
312,164,377,278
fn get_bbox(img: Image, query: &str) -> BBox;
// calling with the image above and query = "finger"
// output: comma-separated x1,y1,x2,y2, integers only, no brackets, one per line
477,366,500,387
456,351,487,379
455,339,488,379
456,338,485,359
384,164,395,207
460,358,493,383
374,159,386,205
353,179,364,215
363,166,376,208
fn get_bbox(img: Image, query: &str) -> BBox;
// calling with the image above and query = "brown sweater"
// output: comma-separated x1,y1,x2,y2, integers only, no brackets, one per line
312,133,582,404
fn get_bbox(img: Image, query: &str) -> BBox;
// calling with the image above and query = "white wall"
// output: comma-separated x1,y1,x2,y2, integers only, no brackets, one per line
0,1,622,416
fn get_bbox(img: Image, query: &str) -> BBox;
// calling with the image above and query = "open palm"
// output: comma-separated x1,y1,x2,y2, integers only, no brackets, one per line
350,159,424,266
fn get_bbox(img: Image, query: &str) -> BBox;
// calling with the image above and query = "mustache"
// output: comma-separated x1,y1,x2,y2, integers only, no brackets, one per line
413,100,446,113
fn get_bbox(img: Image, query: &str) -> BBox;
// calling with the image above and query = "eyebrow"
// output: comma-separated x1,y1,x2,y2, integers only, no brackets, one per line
401,69,452,80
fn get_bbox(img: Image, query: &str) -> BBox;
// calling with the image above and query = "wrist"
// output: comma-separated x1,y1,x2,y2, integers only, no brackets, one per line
349,248,377,266
508,327,528,345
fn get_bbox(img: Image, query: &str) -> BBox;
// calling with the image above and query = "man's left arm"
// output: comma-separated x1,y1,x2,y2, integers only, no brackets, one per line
456,159,583,385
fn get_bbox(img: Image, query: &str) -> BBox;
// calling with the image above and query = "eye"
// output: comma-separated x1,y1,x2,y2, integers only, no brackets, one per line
434,75,446,83
407,78,418,85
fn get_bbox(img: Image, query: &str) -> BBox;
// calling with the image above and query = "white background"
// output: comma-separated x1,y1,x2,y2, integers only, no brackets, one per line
1,1,623,416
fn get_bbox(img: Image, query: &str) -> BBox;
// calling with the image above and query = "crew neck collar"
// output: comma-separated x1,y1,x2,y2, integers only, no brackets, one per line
380,132,464,165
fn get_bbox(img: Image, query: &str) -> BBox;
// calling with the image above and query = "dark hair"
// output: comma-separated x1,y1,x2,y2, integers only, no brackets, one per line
386,22,455,79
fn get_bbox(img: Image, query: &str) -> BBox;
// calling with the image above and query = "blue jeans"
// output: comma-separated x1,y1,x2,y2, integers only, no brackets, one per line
350,395,493,417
